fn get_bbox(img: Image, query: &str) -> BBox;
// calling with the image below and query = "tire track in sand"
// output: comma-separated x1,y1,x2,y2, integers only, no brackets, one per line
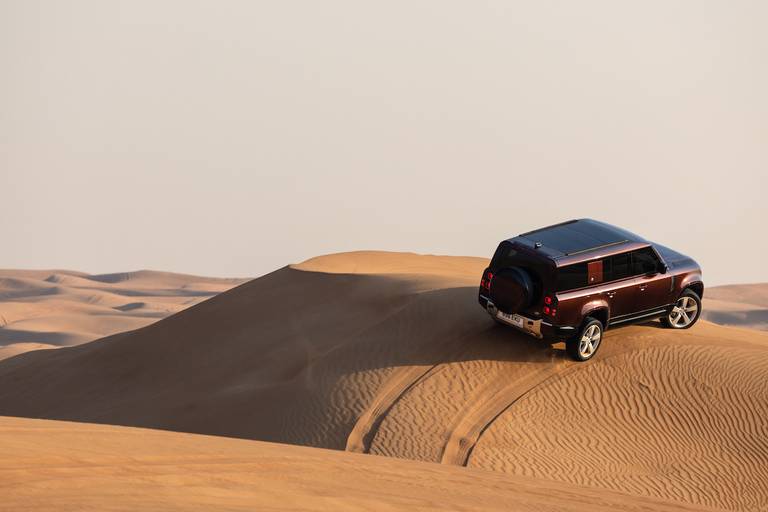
441,328,659,467
345,363,444,453
440,360,576,466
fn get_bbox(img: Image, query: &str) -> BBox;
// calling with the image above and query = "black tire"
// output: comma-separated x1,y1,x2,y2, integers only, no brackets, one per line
566,317,603,362
660,289,702,329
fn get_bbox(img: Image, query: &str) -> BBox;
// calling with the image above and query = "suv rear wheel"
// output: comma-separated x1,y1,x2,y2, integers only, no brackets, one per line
661,289,701,329
566,317,603,361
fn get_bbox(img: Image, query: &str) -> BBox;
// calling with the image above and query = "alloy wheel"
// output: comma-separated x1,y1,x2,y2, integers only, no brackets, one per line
668,296,698,327
579,324,601,359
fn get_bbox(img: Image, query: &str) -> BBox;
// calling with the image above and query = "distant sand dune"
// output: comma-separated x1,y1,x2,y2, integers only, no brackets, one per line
704,283,768,331
0,269,247,360
0,252,766,511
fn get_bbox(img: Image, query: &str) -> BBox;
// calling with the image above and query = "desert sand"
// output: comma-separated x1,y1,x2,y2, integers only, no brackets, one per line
1,252,766,511
0,269,247,360
0,416,715,512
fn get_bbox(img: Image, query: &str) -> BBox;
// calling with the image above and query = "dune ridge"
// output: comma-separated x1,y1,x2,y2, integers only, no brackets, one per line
0,252,766,511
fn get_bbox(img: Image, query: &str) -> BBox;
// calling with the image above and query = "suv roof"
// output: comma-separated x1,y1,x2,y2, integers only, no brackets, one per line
507,219,649,265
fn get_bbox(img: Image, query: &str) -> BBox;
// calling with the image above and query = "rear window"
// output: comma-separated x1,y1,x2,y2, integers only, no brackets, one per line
490,242,519,269
556,262,588,291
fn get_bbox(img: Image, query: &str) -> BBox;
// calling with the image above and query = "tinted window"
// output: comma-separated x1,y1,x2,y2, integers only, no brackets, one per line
603,252,631,282
490,242,518,269
631,247,660,275
557,262,588,291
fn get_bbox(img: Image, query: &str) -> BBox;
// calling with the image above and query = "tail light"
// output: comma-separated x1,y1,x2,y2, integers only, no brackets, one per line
480,271,493,291
543,294,558,317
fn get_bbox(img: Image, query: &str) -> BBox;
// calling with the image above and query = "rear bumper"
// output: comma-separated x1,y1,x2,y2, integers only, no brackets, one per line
479,294,576,340
541,321,578,339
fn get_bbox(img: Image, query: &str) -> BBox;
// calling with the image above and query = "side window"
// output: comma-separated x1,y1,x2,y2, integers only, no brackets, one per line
604,252,631,281
556,262,588,291
631,247,660,275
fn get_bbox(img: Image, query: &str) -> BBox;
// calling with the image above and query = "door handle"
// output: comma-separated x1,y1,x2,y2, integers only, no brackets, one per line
605,291,616,298
639,284,648,291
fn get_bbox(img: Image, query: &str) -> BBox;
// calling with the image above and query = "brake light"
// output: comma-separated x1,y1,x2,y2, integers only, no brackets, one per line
480,271,493,291
543,295,558,316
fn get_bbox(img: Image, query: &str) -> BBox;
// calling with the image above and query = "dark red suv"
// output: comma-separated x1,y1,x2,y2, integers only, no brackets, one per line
478,219,703,361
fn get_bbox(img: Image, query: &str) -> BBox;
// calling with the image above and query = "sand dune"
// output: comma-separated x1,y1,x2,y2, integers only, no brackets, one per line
0,252,766,511
0,269,247,360
0,416,713,512
467,337,768,511
703,283,768,331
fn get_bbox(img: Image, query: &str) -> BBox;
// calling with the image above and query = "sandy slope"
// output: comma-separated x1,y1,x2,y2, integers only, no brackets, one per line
703,283,768,331
0,252,766,511
1,416,714,512
0,269,247,360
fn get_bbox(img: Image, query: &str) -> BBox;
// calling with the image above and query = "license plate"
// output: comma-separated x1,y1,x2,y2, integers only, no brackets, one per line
497,310,524,328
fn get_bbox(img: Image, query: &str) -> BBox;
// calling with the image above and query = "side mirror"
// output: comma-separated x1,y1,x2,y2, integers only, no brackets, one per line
658,263,668,274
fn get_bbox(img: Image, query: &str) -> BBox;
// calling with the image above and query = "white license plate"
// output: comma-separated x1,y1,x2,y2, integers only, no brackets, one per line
496,311,524,328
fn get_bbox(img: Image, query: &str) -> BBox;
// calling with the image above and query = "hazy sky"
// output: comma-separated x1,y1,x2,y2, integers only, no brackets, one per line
2,1,766,285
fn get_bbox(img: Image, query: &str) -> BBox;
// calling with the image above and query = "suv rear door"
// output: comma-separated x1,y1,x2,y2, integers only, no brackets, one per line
598,252,636,319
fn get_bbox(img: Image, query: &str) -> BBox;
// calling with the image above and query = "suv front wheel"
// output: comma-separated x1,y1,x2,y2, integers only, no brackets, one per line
566,317,603,361
661,289,701,329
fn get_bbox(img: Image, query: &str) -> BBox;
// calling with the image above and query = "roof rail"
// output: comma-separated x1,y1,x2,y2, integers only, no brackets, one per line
561,239,629,257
